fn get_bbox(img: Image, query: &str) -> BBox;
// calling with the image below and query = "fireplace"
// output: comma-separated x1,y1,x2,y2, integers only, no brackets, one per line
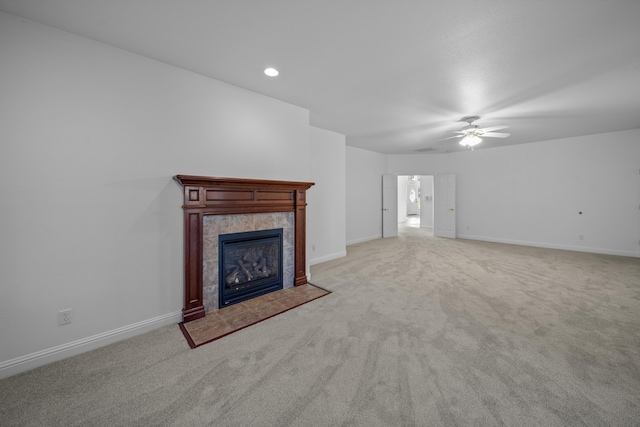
202,212,294,313
174,175,314,323
219,228,283,307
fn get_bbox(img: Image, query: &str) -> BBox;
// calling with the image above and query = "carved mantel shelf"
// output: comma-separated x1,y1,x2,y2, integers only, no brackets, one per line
174,175,314,323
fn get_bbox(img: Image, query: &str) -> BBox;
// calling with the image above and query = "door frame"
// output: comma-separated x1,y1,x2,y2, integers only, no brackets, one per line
384,172,441,236
434,173,456,238
382,174,398,237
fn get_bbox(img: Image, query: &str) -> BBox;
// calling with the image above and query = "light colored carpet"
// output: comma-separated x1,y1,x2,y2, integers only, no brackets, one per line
1,225,639,426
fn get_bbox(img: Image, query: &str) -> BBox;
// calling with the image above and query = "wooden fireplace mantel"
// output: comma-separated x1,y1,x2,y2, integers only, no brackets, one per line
174,175,314,323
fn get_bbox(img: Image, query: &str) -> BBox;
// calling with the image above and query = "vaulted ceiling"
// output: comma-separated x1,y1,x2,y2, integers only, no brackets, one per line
1,0,639,154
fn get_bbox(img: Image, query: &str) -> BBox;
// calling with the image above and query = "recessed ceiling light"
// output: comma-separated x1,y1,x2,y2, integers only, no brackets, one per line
264,67,279,77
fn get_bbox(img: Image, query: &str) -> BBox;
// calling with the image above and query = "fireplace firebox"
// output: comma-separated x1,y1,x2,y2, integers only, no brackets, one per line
219,228,283,307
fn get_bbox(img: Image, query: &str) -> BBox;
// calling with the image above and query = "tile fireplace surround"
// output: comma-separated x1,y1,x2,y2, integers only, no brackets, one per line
174,175,314,323
203,212,293,312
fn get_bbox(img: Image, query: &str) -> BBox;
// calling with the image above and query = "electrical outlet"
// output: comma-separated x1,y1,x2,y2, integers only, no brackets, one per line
58,309,73,325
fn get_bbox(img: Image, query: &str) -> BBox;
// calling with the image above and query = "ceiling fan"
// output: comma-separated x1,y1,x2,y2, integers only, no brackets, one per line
443,116,510,148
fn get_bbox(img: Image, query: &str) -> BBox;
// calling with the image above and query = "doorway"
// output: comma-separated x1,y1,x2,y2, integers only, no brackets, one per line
397,175,434,230
383,174,455,238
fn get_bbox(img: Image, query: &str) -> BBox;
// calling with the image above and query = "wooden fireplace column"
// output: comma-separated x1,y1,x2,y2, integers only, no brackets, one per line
174,175,314,323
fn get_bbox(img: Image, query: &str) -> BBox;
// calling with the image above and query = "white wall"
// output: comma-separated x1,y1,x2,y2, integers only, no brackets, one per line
387,154,451,176
345,146,388,244
451,130,640,256
0,12,312,378
389,130,640,257
308,126,346,266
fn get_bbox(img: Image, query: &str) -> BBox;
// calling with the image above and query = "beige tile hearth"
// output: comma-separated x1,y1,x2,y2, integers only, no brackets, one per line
180,284,330,348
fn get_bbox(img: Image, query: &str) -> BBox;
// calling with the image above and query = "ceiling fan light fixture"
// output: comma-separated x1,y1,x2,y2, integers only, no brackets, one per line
460,134,482,147
435,116,507,150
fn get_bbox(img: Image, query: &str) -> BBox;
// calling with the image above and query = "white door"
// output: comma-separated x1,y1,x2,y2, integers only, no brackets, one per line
434,173,456,238
420,175,434,228
382,174,398,237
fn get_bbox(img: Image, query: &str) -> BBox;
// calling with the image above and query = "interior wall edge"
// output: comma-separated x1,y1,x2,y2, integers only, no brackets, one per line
0,311,182,380
309,250,348,266
458,234,640,258
346,235,382,246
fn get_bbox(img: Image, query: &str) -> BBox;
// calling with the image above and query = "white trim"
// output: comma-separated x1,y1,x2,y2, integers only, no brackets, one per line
309,250,347,266
0,311,182,380
457,234,640,258
346,234,382,246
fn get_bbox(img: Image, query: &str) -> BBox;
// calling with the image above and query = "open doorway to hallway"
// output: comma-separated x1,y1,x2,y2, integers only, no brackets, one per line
397,175,434,234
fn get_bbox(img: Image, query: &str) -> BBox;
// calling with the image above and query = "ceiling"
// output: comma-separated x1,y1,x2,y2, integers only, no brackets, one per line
1,0,639,154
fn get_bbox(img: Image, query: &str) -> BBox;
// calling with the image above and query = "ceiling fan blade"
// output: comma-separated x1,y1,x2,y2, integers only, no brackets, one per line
482,132,511,138
478,125,509,132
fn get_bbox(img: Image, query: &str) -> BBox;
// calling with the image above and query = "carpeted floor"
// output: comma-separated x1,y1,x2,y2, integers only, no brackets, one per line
1,224,639,426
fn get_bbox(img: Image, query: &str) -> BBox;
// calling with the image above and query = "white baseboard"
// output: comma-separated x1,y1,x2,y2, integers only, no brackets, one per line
346,234,381,246
457,234,640,258
309,250,347,266
0,310,182,380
